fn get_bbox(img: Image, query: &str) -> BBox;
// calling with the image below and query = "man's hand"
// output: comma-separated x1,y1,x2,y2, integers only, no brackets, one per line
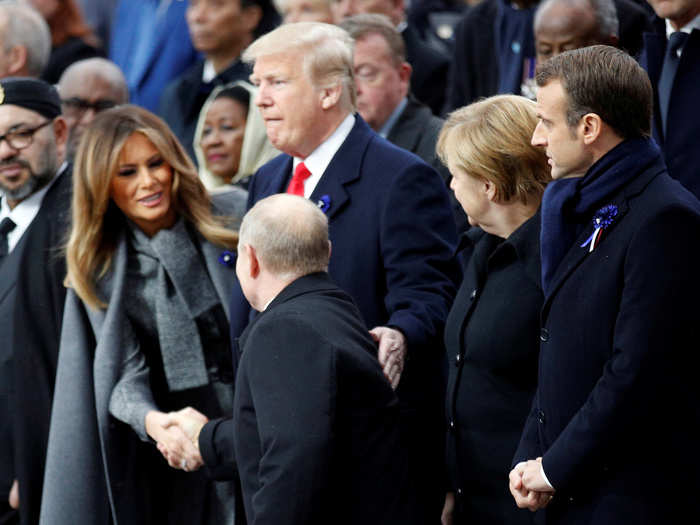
8,479,18,509
168,406,208,449
145,410,204,472
509,460,554,512
441,491,455,525
522,457,552,492
369,326,406,389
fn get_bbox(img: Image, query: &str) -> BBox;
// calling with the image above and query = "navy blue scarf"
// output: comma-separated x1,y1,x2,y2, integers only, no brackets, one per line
540,137,661,295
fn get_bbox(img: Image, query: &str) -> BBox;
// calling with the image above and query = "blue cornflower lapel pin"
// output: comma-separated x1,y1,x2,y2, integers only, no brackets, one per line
317,194,331,214
218,250,236,267
580,204,618,253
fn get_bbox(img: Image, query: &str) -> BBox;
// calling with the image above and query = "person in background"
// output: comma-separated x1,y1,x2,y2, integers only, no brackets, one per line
57,57,128,162
640,0,700,198
75,0,118,54
0,1,51,79
159,0,280,163
40,105,246,525
26,0,104,84
0,78,70,525
109,0,198,112
436,94,550,524
275,0,334,22
331,0,450,115
193,81,278,191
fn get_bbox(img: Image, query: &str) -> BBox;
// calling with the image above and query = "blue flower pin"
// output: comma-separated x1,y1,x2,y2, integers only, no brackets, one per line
218,250,236,267
317,194,331,214
580,204,618,252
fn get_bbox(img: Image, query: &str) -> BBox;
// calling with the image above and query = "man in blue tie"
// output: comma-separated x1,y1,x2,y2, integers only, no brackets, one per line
641,0,700,198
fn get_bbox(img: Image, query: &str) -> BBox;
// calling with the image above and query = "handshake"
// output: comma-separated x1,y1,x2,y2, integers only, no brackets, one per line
144,407,210,472
508,457,555,512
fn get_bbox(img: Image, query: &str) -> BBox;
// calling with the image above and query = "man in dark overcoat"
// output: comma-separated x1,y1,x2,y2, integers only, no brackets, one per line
0,78,70,525
234,193,414,524
508,45,700,524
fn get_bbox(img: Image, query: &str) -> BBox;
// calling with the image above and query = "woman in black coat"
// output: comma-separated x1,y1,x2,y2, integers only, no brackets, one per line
437,94,550,524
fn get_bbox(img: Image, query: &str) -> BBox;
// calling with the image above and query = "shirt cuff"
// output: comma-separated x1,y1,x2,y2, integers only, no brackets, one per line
540,463,554,490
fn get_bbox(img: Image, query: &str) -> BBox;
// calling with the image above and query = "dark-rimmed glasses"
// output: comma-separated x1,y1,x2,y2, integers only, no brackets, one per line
0,120,53,151
61,97,118,117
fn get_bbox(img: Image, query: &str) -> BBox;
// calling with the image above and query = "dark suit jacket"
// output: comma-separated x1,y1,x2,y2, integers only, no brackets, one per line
445,215,541,524
640,28,700,199
159,59,251,163
445,0,653,111
403,24,450,115
386,97,468,232
0,168,71,525
514,158,700,524
233,272,414,525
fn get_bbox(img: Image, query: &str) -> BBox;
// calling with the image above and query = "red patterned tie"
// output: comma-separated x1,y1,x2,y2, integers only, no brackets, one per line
287,162,312,196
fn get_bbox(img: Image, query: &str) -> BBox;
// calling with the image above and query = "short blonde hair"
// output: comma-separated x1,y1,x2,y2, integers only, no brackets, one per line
243,21,356,111
67,105,238,309
437,95,550,204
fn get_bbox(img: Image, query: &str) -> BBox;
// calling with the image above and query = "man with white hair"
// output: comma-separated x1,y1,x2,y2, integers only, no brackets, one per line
226,193,414,524
0,1,51,78
171,21,458,523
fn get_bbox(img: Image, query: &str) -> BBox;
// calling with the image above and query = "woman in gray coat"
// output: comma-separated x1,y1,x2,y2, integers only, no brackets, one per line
40,105,246,525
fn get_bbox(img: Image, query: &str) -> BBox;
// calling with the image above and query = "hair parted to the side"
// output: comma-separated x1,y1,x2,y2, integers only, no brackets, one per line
239,194,330,279
242,21,356,111
340,13,406,66
66,104,239,309
437,95,550,205
535,45,652,139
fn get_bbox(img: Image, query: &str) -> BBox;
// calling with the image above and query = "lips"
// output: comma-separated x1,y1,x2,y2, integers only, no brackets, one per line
0,164,24,180
138,192,163,207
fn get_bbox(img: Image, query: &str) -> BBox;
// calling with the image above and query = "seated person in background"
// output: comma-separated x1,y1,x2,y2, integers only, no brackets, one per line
159,0,280,162
40,105,246,525
193,81,279,192
275,0,335,23
28,0,105,84
57,57,129,162
437,94,550,524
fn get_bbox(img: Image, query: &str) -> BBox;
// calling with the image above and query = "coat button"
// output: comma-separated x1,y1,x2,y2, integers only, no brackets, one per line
540,328,549,342
455,353,462,366
470,289,477,300
538,410,545,424
449,420,456,431
456,488,463,496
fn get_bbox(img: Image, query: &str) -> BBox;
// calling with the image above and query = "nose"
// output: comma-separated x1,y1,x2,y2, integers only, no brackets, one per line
0,138,18,160
201,129,221,149
187,2,205,21
254,83,269,108
531,121,546,147
137,165,159,188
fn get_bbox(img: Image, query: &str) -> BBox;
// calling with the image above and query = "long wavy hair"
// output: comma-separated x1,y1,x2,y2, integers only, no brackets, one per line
66,105,239,309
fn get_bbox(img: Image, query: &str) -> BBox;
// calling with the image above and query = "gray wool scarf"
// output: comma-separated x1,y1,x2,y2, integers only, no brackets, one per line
128,218,219,391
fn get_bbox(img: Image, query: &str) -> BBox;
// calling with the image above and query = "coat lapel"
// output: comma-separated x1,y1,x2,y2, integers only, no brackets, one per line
642,32,666,143
200,238,236,319
308,117,371,220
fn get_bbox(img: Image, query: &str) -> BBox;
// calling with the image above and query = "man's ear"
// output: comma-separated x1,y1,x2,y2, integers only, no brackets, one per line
246,243,261,279
6,45,27,76
580,113,603,145
320,83,342,110
52,117,69,162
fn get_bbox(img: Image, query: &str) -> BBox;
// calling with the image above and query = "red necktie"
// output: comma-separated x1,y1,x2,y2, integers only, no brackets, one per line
287,162,312,196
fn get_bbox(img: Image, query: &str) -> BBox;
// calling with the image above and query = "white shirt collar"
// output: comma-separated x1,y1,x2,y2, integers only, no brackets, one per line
0,162,66,253
292,113,356,198
665,12,700,39
202,59,217,83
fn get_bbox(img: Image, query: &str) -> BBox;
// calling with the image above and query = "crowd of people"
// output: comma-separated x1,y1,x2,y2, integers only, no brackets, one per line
0,0,699,524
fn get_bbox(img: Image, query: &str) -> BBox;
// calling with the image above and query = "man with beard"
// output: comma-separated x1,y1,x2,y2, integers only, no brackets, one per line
0,78,70,525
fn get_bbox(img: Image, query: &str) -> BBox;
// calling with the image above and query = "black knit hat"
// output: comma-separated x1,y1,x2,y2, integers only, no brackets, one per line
0,77,61,120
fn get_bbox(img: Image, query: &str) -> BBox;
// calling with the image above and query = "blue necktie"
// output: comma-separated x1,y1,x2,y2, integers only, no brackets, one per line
658,31,688,135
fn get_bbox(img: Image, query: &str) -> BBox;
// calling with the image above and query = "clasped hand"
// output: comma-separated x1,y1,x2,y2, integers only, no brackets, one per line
145,407,208,472
508,457,555,511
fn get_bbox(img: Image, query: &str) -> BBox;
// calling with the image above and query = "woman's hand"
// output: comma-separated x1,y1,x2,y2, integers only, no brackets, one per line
145,410,203,472
441,491,455,525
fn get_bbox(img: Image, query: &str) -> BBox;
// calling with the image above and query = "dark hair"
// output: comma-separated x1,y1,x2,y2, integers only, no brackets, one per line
242,0,281,38
535,45,652,139
214,85,251,110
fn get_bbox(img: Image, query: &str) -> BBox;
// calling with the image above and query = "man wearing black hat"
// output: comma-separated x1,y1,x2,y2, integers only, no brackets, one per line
0,77,70,525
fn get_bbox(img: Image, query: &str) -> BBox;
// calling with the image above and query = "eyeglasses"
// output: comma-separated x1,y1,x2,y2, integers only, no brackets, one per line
0,120,53,151
61,97,118,117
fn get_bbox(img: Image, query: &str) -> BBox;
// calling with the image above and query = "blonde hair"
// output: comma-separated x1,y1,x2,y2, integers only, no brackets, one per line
437,95,550,204
242,21,356,111
66,105,239,309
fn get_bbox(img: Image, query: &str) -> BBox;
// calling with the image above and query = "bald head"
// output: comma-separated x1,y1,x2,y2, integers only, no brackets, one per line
58,58,129,159
0,2,51,78
239,194,331,279
534,0,618,65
